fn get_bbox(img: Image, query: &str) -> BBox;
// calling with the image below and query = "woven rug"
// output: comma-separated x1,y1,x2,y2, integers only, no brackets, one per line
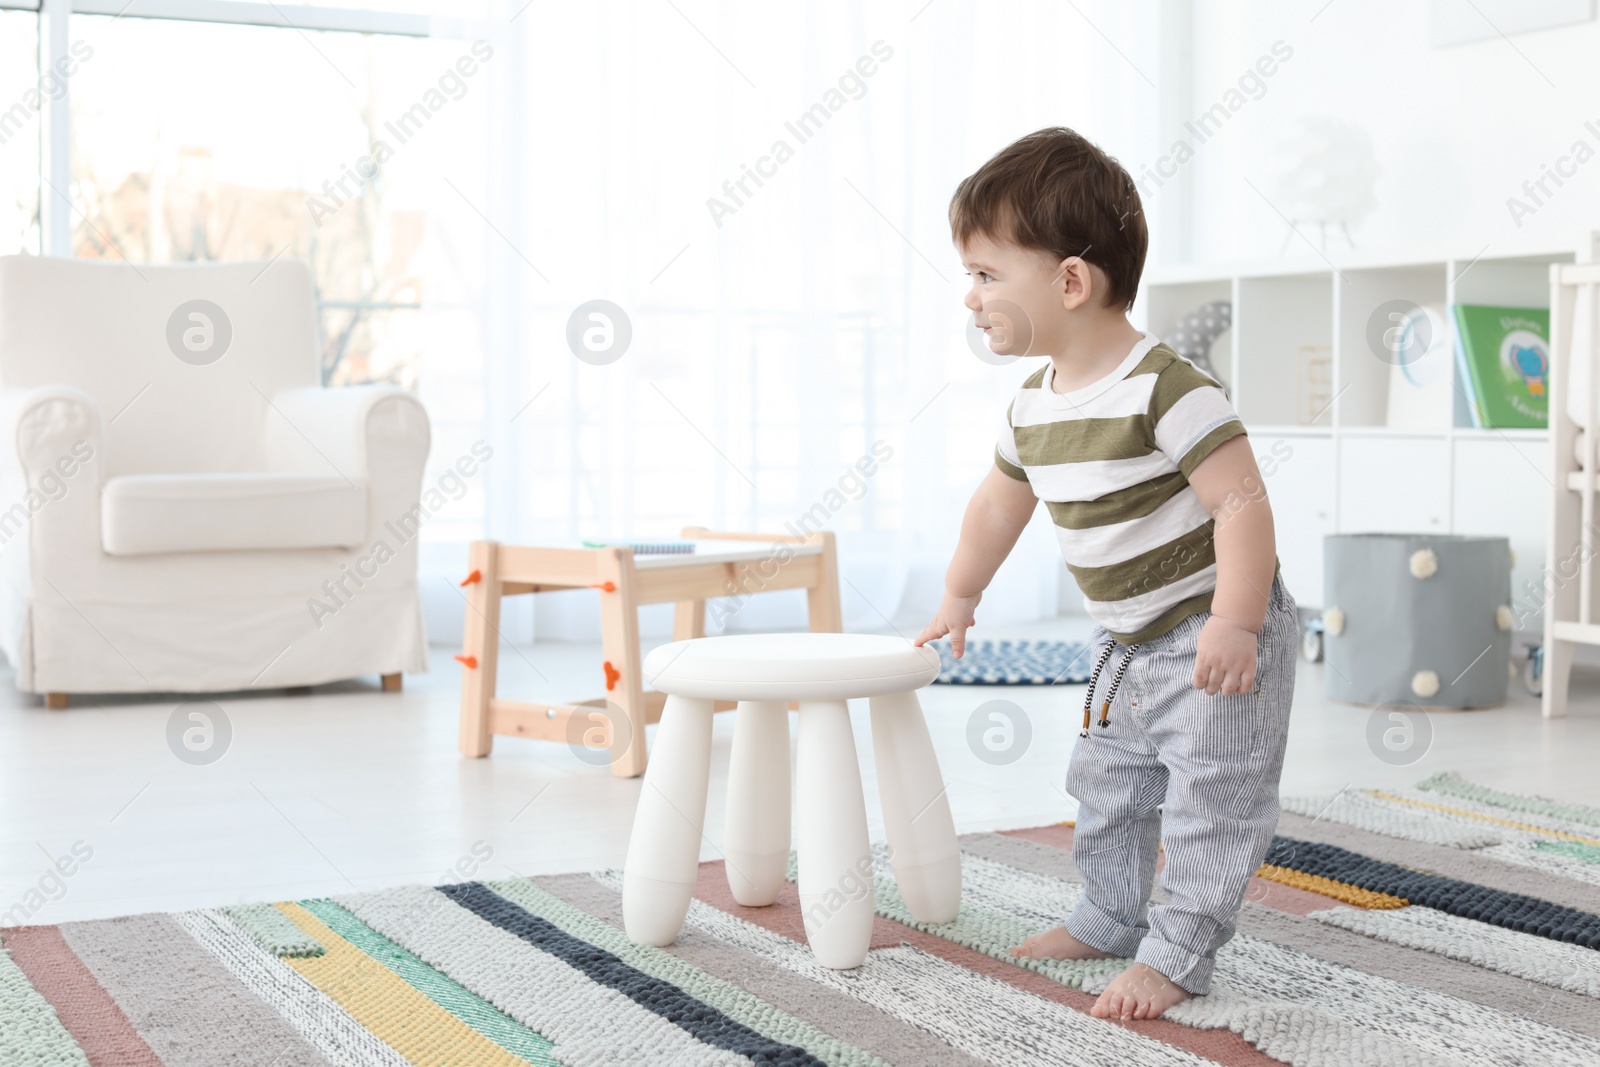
930,639,1093,684
4,772,1600,1066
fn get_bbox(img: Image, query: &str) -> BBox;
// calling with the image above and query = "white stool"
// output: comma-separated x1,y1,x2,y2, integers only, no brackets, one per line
622,633,961,969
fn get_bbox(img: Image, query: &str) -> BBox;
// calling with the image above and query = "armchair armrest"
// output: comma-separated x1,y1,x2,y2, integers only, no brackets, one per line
264,385,429,482
0,388,103,608
0,386,102,541
0,385,101,469
265,386,430,552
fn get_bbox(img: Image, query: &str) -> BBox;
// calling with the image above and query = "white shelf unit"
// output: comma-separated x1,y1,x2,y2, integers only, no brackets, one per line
1135,233,1599,614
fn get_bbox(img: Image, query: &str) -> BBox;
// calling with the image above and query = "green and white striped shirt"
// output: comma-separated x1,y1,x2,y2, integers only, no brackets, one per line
995,331,1276,644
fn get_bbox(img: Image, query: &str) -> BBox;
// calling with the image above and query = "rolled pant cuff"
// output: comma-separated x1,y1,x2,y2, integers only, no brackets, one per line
1135,936,1214,995
1065,898,1146,959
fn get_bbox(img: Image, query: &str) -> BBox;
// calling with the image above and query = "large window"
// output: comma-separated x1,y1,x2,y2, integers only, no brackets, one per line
68,14,479,387
3,1,485,390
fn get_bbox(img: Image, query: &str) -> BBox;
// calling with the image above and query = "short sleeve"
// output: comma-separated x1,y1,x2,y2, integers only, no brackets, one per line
1149,359,1246,479
994,399,1029,482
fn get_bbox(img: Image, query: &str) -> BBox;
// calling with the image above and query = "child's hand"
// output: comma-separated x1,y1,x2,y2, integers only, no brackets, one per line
914,591,983,658
1193,616,1258,696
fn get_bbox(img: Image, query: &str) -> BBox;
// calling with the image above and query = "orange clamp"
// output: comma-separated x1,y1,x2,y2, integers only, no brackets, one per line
603,660,621,691
460,569,482,587
591,581,617,593
454,654,478,669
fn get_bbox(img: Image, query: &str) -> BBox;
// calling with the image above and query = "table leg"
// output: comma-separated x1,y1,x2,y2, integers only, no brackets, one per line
869,690,961,924
724,700,790,906
806,531,843,632
598,547,649,778
457,541,500,758
623,695,715,946
673,599,706,641
795,699,874,969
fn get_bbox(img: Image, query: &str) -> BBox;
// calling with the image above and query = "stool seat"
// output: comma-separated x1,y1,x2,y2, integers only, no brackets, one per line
644,632,940,701
625,632,961,969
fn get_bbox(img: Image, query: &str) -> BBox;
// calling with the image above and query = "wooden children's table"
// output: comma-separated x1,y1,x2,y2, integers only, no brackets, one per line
456,526,841,777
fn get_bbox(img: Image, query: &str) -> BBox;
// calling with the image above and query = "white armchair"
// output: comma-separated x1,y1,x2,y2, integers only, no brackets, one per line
0,255,430,704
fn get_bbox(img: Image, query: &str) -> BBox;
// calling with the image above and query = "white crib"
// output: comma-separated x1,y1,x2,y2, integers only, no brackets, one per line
1542,261,1600,717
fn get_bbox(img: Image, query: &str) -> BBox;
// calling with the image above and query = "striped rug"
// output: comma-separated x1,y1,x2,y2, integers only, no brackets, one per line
4,773,1600,1066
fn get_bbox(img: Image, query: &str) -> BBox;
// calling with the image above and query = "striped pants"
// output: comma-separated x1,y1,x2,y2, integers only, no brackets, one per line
1065,572,1299,995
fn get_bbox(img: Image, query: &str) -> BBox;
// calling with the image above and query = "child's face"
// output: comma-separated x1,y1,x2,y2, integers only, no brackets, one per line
960,232,1103,358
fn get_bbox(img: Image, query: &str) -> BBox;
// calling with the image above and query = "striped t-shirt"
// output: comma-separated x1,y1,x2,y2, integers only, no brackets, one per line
995,331,1277,644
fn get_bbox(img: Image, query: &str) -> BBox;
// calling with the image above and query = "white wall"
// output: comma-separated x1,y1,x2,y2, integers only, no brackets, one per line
1169,0,1600,265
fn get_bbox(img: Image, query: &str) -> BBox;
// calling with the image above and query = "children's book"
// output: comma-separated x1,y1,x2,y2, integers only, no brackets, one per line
1451,304,1549,429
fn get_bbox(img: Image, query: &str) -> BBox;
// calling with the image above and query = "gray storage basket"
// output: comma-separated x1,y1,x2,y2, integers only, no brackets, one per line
1322,533,1513,709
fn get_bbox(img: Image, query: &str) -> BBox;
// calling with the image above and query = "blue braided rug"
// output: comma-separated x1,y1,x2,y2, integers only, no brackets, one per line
930,639,1093,685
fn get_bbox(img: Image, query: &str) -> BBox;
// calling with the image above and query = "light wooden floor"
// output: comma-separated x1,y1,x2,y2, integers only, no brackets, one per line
3,623,1598,926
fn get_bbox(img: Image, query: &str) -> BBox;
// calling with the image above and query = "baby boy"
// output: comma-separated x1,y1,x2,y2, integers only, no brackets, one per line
915,127,1299,1020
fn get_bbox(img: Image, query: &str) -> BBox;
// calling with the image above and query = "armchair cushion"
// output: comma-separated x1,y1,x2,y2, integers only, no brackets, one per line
101,472,366,555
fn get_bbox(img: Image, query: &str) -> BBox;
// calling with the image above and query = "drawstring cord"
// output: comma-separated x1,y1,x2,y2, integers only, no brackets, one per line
1079,642,1140,738
1078,644,1115,737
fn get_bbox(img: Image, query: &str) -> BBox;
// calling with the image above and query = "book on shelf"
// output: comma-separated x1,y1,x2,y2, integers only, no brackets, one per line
1451,303,1549,429
1384,304,1453,430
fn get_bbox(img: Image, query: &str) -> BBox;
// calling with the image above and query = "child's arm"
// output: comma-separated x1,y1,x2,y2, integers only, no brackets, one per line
913,466,1038,657
1186,435,1276,695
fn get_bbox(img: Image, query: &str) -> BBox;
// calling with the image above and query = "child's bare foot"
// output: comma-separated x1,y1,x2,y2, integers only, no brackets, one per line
1091,962,1191,1020
1009,925,1115,960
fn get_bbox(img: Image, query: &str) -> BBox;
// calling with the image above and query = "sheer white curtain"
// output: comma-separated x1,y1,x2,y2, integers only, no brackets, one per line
421,0,1162,642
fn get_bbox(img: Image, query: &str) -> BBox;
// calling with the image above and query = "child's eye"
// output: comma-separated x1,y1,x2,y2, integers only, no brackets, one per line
966,271,993,283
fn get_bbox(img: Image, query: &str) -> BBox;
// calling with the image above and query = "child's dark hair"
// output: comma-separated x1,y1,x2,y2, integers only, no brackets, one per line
949,127,1147,312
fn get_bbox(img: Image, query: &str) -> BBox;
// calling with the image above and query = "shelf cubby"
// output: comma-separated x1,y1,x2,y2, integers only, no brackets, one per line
1144,278,1234,391
1236,272,1333,428
1336,264,1447,428
1134,231,1599,613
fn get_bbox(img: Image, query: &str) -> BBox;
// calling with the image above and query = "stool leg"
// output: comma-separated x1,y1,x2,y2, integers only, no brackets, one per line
795,699,874,969
623,695,715,946
725,700,791,906
870,690,961,924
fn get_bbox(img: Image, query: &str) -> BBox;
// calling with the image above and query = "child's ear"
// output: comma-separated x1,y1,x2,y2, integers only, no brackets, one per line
1056,256,1094,311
